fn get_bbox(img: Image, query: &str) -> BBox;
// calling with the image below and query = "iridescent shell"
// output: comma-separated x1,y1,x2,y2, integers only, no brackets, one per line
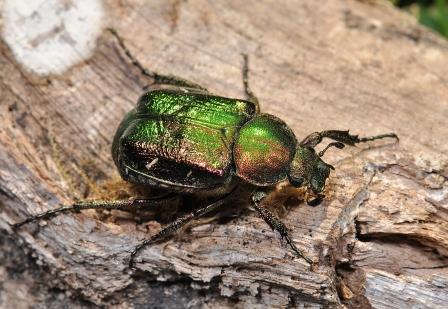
112,88,257,190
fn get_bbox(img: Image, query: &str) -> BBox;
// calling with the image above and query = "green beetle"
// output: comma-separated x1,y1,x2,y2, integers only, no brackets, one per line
112,87,378,199
14,31,398,268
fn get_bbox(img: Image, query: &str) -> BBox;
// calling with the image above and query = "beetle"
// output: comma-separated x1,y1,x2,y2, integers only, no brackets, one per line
14,30,398,268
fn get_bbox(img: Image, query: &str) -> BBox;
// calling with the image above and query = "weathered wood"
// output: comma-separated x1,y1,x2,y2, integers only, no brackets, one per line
1,0,447,307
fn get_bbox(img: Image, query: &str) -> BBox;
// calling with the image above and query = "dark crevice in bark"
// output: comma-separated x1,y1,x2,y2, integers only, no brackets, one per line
355,224,445,255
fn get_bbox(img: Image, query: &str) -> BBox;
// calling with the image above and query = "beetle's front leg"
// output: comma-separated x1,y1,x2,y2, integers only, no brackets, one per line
250,190,313,267
108,28,208,91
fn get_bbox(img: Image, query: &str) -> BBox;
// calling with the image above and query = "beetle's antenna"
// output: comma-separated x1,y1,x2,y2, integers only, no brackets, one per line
301,130,398,148
318,142,345,157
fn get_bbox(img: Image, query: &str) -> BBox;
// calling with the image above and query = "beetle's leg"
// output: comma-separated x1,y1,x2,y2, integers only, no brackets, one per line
108,28,208,91
300,130,398,148
241,54,260,111
13,194,178,229
250,190,313,267
129,189,236,268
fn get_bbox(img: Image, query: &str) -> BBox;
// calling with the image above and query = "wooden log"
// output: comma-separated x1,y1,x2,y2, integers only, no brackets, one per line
1,0,447,307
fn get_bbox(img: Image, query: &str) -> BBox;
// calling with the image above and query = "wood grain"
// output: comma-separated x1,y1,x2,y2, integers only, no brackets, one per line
1,0,447,307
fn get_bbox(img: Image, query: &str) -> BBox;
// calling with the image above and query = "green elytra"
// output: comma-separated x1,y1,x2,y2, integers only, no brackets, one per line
112,89,257,188
14,29,398,269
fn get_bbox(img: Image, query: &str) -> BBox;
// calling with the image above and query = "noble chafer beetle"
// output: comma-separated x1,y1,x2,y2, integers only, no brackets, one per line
14,30,398,268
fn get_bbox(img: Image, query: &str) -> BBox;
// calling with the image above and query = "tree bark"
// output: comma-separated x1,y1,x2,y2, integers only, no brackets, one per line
1,0,447,308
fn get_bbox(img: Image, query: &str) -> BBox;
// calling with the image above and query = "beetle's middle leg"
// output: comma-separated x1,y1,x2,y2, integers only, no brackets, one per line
129,189,237,268
250,190,313,267
108,28,208,91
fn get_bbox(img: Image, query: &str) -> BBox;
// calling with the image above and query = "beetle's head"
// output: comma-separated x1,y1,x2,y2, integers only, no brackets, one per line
288,146,334,204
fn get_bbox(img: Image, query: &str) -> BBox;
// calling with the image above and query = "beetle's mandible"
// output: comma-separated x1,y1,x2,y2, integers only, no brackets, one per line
13,30,398,269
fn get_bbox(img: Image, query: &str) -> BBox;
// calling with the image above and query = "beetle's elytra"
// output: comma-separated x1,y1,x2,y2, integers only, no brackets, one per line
13,30,398,269
112,88,258,191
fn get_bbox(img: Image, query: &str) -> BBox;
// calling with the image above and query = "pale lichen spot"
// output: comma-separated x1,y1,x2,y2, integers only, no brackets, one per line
2,0,105,75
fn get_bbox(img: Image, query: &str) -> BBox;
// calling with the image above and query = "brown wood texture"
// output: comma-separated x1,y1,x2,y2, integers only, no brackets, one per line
1,0,447,308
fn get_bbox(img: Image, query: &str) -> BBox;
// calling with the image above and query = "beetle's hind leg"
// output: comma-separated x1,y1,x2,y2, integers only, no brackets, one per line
250,190,313,267
300,130,398,148
108,28,208,91
13,195,178,229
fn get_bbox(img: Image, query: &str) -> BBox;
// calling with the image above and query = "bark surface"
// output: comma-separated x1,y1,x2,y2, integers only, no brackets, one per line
1,0,447,308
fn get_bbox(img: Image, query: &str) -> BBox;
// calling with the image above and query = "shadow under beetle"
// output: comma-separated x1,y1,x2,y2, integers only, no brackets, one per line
14,29,398,268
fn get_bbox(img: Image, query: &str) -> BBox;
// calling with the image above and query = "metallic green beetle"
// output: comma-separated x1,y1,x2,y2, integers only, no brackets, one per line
14,31,398,268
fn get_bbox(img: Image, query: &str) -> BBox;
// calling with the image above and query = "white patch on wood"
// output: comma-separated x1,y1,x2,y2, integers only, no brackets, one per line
2,0,104,75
